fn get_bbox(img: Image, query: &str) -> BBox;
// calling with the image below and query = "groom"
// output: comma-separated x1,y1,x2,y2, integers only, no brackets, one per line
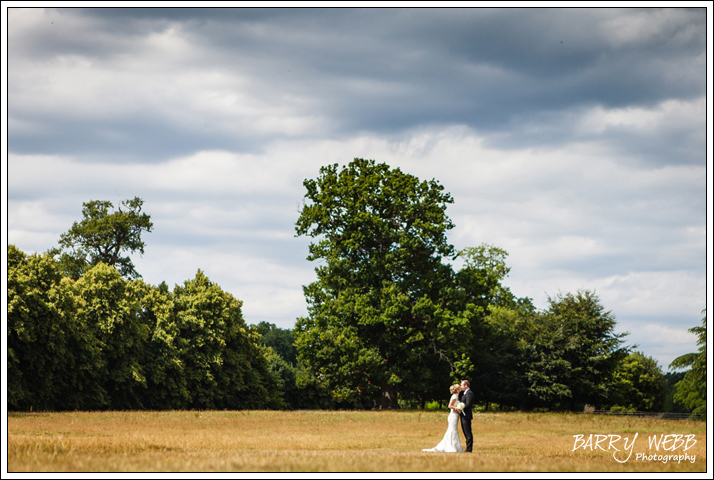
457,380,474,452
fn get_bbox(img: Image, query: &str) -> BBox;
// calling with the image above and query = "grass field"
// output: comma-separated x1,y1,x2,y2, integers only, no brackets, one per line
7,409,707,472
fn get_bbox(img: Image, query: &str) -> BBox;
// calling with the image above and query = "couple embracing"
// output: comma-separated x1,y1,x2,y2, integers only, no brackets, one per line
422,380,474,453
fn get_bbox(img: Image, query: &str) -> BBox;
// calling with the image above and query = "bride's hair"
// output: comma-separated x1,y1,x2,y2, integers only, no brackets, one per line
449,384,460,394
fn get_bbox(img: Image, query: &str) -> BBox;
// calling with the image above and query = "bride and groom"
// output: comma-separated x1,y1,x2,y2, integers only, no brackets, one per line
422,380,474,453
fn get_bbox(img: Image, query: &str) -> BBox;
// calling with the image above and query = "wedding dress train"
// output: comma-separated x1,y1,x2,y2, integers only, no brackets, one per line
422,394,464,453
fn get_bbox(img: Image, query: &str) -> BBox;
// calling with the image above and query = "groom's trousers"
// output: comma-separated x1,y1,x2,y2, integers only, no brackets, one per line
460,415,473,452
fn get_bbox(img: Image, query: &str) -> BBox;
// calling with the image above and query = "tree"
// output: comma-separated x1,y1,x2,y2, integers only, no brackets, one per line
253,322,298,365
669,310,707,415
536,290,629,410
473,305,532,409
50,197,153,279
516,309,575,410
663,371,688,413
251,322,342,409
456,291,628,411
489,291,629,411
452,244,536,408
456,245,511,308
171,270,275,409
7,245,107,411
290,364,336,410
8,243,281,411
671,375,705,415
73,263,151,409
294,159,472,408
607,351,666,411
261,346,293,409
137,281,190,410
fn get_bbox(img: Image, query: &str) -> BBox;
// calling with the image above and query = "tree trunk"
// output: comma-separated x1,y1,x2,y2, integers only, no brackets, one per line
380,382,399,409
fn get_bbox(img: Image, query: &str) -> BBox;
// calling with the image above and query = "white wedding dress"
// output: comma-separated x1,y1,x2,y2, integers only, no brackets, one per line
422,394,464,453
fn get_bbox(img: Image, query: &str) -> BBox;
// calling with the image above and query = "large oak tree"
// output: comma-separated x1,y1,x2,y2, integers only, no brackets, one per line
294,158,474,408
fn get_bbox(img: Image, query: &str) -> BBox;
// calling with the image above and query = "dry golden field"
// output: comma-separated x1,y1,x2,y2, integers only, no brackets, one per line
7,409,707,472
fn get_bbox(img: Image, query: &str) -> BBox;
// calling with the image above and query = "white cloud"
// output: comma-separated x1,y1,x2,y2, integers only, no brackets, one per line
615,321,703,370
9,128,704,326
579,97,705,135
596,270,705,320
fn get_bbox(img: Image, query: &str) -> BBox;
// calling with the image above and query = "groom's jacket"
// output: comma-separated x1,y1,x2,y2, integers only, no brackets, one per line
459,389,474,419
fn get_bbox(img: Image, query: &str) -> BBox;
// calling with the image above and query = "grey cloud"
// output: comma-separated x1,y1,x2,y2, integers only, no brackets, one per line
9,8,705,159
231,8,705,123
8,115,259,162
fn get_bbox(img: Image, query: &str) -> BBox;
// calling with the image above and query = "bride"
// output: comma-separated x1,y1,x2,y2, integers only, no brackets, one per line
422,384,464,453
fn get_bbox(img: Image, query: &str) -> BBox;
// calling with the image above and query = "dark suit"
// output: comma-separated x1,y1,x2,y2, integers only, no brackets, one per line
458,388,474,452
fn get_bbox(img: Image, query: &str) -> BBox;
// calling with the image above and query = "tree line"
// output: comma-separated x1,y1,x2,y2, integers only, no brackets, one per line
7,161,706,413
8,246,276,411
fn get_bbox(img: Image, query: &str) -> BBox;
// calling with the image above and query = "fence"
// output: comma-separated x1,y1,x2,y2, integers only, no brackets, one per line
591,410,706,422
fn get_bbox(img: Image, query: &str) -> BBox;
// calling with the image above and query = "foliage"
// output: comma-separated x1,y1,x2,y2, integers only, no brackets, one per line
454,245,535,407
171,270,275,409
7,245,107,411
49,197,153,279
669,311,707,415
250,322,339,409
137,281,189,410
608,405,636,413
606,351,666,411
8,244,278,411
455,244,512,308
663,372,689,413
253,321,298,365
9,182,657,415
74,263,151,409
671,374,706,415
292,160,634,412
472,305,531,408
469,291,629,411
523,290,629,410
294,158,472,408
289,364,337,410
261,346,293,409
517,309,576,409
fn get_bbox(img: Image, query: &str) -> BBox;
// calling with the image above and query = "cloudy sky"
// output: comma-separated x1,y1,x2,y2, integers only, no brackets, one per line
5,7,710,369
